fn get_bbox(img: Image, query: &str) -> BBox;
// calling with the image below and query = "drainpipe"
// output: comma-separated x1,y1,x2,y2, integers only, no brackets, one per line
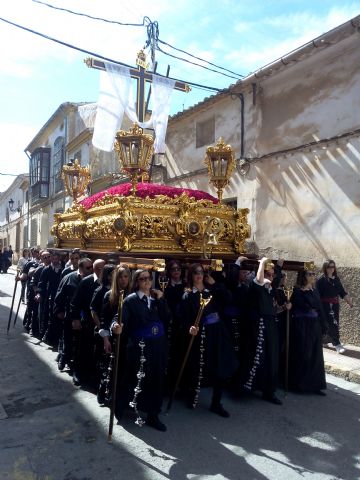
230,92,245,158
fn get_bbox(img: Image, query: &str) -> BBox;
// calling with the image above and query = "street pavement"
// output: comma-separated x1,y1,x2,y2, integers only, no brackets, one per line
1,270,360,480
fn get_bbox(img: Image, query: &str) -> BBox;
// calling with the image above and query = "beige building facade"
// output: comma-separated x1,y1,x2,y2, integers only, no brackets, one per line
164,17,360,345
25,102,121,248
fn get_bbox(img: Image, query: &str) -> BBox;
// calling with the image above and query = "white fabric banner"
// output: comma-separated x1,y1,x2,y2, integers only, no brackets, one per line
92,64,130,151
152,75,176,153
92,61,175,154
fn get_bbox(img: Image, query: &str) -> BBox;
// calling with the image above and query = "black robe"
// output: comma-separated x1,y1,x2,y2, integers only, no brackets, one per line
289,287,326,392
179,284,238,392
316,275,347,346
244,280,279,395
118,292,169,416
164,282,186,388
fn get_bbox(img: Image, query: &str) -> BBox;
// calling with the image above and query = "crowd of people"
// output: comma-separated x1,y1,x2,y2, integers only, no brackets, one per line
13,247,353,432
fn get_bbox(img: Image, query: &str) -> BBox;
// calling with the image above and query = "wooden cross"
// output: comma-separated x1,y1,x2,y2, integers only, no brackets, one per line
85,50,190,123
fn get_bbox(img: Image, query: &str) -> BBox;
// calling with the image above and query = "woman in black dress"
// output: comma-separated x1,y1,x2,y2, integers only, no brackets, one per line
112,269,169,431
99,265,131,353
98,265,131,405
163,260,186,390
316,260,353,354
289,267,327,395
179,263,238,417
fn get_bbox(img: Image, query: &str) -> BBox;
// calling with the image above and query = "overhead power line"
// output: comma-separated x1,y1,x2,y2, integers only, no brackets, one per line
0,16,222,92
156,44,241,81
32,0,145,27
31,0,244,80
157,39,244,78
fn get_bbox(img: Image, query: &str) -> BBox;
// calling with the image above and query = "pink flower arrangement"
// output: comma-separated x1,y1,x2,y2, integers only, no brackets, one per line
80,182,218,210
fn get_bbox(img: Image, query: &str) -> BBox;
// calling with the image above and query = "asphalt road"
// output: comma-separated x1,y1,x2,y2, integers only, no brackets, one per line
0,271,360,480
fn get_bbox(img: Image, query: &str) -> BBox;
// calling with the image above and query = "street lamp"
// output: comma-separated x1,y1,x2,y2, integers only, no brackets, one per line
8,198,22,213
114,123,154,194
204,138,236,202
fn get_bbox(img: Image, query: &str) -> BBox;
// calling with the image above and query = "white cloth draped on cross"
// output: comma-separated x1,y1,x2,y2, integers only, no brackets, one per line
92,62,175,154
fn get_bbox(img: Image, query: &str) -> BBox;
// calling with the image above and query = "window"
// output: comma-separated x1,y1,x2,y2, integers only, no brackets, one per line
196,117,215,148
30,147,50,204
53,137,65,193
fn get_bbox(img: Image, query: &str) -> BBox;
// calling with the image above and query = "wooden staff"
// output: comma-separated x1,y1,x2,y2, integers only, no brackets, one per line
283,285,293,397
12,293,22,328
7,272,20,334
166,293,212,412
108,290,124,442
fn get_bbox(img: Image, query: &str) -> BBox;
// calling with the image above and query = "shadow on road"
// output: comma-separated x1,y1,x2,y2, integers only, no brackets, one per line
1,299,359,480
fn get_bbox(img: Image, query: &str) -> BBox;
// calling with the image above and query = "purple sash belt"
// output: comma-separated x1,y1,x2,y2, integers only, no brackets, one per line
293,309,318,319
203,312,220,325
224,306,242,316
132,322,164,339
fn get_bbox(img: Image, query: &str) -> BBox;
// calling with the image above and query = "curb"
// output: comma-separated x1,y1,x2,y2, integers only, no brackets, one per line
325,362,360,384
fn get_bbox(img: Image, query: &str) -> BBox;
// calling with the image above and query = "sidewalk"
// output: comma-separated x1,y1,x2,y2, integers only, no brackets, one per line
7,265,360,385
323,344,360,384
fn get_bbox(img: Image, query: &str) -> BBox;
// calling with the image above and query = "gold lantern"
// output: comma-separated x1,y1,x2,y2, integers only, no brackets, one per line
61,159,91,203
204,138,236,202
114,123,154,194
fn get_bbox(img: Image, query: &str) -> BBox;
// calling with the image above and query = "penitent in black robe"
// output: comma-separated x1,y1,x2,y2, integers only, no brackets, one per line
289,287,326,393
179,284,238,395
117,293,169,416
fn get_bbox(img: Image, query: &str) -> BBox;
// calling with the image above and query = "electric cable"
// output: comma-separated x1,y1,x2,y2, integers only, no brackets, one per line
0,16,223,93
157,38,244,78
31,0,244,80
31,0,145,27
156,44,241,80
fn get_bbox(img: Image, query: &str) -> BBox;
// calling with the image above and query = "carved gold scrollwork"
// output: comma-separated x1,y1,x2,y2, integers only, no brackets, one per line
52,188,251,256
234,208,251,253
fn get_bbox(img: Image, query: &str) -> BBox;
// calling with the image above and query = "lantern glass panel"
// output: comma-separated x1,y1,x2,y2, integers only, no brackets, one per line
220,157,228,176
130,142,139,165
121,144,129,166
211,158,220,177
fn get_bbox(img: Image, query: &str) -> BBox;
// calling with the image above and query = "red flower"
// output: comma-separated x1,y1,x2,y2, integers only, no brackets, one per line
80,182,218,210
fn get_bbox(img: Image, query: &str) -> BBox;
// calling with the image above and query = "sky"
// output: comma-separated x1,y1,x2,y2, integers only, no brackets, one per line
0,0,359,192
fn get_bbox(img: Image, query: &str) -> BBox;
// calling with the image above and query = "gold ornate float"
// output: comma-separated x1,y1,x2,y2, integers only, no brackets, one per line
51,126,251,259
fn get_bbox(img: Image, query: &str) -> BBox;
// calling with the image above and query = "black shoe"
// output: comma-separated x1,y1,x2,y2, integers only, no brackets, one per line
210,403,230,418
72,373,81,386
315,390,326,396
263,393,283,405
58,357,66,371
146,414,167,432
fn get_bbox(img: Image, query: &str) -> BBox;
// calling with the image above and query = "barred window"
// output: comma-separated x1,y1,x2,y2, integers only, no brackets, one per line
30,148,50,204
